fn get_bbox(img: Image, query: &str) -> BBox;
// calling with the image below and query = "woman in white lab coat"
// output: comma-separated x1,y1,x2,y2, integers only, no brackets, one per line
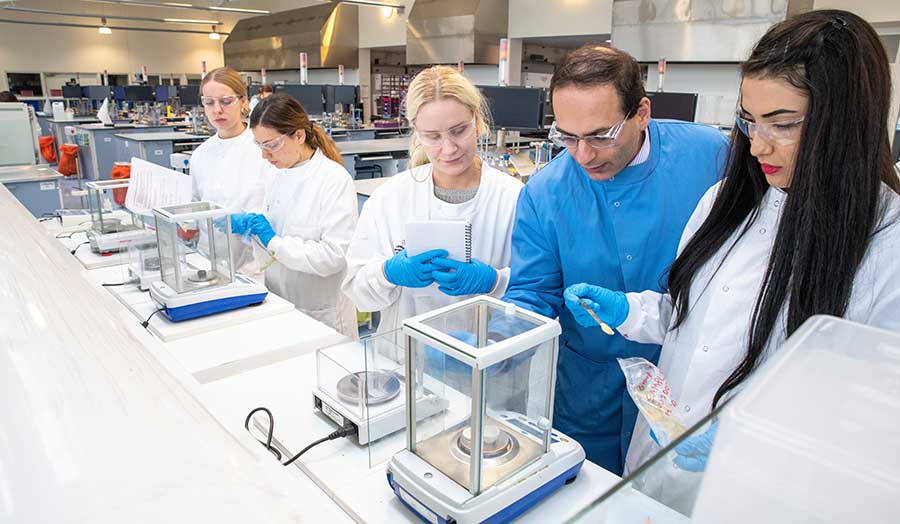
190,67,269,273
341,66,522,341
562,9,900,484
238,93,358,338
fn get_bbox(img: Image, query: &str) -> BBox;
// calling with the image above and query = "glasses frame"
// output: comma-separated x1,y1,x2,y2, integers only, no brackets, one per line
734,113,806,146
254,133,289,153
548,111,634,151
200,95,244,109
413,117,478,149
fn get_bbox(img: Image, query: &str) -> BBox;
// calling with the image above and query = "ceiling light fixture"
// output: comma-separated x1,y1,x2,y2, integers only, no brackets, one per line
332,0,404,15
99,17,111,34
208,24,220,40
81,0,270,15
380,6,393,18
2,6,220,25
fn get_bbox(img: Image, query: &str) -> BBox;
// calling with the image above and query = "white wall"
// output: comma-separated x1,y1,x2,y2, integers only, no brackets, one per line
0,23,225,90
645,63,742,125
358,0,414,48
508,0,613,38
813,0,900,23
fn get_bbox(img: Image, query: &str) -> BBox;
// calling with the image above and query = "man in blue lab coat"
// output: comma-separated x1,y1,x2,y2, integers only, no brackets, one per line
503,45,728,475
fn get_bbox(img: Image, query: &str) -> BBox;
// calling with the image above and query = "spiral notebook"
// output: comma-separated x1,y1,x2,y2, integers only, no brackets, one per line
404,220,472,262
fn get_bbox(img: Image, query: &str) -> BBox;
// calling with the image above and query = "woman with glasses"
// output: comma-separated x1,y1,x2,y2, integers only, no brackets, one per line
230,93,358,338
342,65,523,339
189,67,270,274
565,10,900,480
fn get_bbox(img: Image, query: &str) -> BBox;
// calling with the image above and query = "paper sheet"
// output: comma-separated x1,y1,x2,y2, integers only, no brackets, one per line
97,97,114,126
124,157,193,216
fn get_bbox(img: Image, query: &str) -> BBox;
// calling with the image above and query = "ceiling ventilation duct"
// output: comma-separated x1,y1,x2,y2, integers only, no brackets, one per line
612,0,813,62
224,3,359,70
406,0,509,65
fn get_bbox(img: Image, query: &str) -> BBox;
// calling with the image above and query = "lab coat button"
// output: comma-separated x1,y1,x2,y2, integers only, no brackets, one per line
759,227,767,234
610,176,616,182
702,345,709,352
613,201,621,208
626,254,633,261
774,200,781,207
684,405,691,413
722,285,730,292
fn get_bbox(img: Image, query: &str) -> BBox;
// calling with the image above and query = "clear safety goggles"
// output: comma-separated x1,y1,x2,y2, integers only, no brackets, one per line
414,118,477,149
734,113,805,146
200,95,243,109
548,112,633,150
254,133,289,153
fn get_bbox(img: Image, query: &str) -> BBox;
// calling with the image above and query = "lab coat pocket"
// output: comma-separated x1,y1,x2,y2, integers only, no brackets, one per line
555,342,612,425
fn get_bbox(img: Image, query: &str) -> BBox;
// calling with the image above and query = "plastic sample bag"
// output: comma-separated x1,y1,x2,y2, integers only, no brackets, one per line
617,357,687,447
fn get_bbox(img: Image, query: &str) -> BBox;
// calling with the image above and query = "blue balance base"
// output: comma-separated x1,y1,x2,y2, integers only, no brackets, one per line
161,292,268,322
387,460,584,524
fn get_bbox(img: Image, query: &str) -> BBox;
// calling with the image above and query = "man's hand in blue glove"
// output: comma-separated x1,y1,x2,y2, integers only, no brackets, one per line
563,282,629,329
383,249,448,288
228,213,254,235
431,257,498,296
249,213,276,247
673,421,719,472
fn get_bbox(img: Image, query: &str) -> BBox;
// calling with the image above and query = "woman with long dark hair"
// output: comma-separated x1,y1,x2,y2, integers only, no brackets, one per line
563,9,900,475
233,93,358,338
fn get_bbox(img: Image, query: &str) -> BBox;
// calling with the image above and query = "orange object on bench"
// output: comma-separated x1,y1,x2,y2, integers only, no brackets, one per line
57,144,79,176
39,136,57,163
110,162,131,206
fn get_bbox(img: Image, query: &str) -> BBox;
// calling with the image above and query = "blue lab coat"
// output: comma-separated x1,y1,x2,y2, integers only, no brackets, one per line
503,119,728,475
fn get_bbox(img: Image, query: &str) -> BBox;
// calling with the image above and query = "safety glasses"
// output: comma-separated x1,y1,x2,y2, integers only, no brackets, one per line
414,118,477,149
200,95,243,109
734,113,805,146
254,133,288,153
548,112,633,150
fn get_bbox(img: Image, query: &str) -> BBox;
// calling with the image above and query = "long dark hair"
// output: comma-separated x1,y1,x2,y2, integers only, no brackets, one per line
667,10,900,408
249,93,343,164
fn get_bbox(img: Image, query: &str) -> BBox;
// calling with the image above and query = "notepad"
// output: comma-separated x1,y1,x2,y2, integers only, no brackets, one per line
404,220,472,262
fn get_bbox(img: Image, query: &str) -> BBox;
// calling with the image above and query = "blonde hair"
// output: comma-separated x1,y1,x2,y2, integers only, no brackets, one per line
406,66,491,168
201,66,250,118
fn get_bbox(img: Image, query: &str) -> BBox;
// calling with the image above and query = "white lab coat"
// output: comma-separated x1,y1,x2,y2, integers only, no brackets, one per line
622,181,900,476
189,126,269,275
342,162,523,344
262,148,359,339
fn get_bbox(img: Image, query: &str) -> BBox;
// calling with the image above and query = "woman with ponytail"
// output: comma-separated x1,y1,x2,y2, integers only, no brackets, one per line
342,66,523,340
235,93,358,338
190,67,270,275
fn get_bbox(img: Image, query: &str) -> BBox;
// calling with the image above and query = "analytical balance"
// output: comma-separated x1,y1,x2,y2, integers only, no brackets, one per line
149,202,267,322
387,296,585,524
85,179,155,254
312,330,449,445
126,241,163,291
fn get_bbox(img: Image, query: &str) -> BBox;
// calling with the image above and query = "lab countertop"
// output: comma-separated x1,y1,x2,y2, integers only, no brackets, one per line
114,131,209,142
76,122,179,131
337,137,410,156
45,116,100,123
0,165,64,183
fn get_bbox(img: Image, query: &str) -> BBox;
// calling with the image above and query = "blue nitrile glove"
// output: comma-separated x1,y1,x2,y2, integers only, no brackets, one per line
228,213,254,235
383,249,448,288
249,213,276,247
563,282,629,328
673,421,719,472
431,257,498,296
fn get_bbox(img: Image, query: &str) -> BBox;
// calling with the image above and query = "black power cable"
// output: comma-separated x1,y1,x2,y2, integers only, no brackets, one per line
141,308,163,328
70,241,89,255
244,406,356,467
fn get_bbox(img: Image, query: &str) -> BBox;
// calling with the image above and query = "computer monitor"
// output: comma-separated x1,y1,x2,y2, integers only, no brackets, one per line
325,85,358,109
62,85,83,99
83,86,113,101
273,84,325,115
112,86,126,101
124,85,156,102
646,92,698,122
178,84,200,106
478,86,545,130
155,85,177,102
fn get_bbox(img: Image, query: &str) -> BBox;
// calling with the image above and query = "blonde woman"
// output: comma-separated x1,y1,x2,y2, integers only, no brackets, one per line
189,67,270,274
342,66,523,338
